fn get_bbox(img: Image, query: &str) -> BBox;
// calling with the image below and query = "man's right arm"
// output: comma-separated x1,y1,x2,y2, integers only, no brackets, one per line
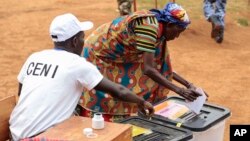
94,77,154,117
78,58,154,116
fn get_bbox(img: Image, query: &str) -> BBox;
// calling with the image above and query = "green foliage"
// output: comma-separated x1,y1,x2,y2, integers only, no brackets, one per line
237,18,249,26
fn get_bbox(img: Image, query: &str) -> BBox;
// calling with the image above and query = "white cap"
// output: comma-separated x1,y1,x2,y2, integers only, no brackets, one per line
49,13,93,42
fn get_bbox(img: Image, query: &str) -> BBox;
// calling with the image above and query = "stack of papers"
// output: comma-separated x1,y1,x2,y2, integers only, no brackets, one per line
154,101,189,120
153,87,207,120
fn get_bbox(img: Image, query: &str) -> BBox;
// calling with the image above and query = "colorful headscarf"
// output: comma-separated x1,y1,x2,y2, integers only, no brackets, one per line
150,2,191,28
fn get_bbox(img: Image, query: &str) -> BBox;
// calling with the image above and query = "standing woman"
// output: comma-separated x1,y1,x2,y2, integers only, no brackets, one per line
80,2,205,121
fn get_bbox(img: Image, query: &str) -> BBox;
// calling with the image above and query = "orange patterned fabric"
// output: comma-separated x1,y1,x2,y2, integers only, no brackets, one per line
80,10,173,116
81,107,130,122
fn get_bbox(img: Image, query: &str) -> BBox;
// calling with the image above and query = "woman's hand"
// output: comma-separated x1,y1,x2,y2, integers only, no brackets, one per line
177,88,202,102
187,83,209,100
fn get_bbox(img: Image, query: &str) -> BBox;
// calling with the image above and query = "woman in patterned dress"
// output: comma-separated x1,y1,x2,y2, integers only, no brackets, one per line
80,2,206,121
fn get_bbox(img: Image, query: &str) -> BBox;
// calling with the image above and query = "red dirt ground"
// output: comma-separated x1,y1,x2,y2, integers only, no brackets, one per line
1,0,250,140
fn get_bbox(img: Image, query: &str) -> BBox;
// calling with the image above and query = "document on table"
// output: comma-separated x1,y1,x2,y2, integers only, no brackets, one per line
132,125,152,137
185,87,207,114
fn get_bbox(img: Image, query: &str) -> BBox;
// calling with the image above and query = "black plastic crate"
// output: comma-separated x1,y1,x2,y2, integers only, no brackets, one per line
119,116,193,141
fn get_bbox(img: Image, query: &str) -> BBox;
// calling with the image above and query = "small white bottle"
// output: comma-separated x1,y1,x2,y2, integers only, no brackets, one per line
92,113,104,129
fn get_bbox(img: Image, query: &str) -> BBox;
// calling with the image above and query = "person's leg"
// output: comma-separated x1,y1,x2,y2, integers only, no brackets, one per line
214,0,226,27
203,0,226,43
210,14,223,41
117,0,133,16
213,0,227,43
203,0,215,21
203,0,218,38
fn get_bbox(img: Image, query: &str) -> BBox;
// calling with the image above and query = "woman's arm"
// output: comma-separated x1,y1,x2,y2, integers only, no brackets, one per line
173,72,193,88
173,72,209,98
143,52,201,101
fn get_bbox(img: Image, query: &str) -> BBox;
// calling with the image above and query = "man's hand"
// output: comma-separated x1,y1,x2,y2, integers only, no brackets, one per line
138,101,154,118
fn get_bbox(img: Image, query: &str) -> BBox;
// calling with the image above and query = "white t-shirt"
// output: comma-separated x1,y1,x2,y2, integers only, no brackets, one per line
9,49,103,140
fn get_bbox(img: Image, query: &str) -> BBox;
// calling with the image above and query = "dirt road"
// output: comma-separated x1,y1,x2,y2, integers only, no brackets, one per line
1,0,249,140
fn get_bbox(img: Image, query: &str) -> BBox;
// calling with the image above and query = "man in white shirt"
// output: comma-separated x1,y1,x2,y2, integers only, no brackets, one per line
9,13,154,140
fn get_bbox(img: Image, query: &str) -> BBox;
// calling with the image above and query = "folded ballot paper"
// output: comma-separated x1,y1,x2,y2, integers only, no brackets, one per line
185,87,207,114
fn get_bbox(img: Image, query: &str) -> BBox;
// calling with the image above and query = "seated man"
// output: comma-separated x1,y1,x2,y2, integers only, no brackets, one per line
9,13,154,140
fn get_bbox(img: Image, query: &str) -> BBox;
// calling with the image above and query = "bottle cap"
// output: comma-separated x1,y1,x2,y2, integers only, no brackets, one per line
87,133,98,138
83,128,93,135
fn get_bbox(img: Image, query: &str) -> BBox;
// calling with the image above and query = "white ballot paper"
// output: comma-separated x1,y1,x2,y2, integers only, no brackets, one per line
185,87,207,114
